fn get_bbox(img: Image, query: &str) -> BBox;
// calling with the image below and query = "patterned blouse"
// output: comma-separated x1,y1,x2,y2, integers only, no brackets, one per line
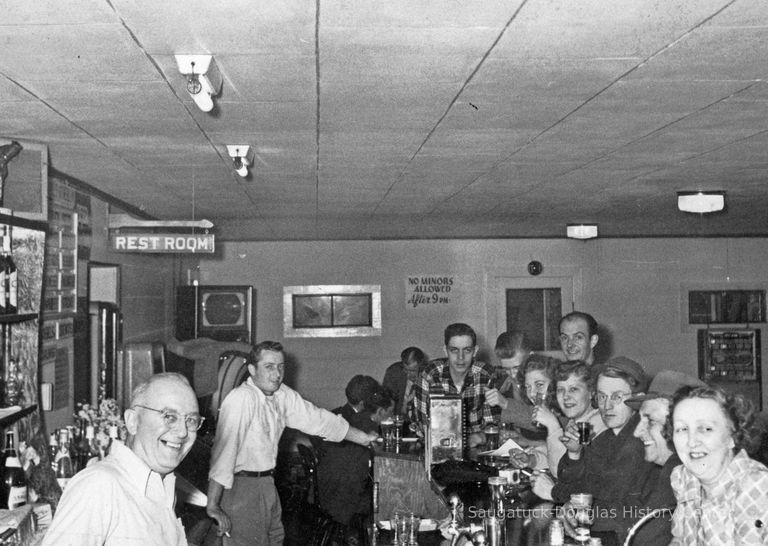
670,449,768,545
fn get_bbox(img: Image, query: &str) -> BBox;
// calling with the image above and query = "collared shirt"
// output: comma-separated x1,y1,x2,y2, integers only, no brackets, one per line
42,441,186,546
209,377,350,489
412,358,499,433
670,449,768,545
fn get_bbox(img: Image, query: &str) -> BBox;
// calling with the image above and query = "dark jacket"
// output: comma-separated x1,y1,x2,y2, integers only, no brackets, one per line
315,405,376,525
554,412,652,543
621,453,680,545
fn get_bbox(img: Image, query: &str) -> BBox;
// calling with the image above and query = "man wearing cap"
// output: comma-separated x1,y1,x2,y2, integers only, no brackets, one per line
617,371,706,545
539,357,652,545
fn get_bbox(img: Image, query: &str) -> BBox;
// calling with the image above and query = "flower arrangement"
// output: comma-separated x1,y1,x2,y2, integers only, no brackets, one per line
75,398,128,457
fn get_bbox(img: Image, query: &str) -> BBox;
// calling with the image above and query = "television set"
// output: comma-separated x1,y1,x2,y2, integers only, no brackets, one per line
176,285,255,343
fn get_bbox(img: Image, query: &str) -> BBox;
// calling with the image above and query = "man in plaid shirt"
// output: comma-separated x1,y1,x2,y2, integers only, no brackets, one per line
413,323,499,436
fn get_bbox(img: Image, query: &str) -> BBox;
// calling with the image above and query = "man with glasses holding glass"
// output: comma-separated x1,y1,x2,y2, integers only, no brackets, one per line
43,372,201,545
205,341,378,545
533,357,652,545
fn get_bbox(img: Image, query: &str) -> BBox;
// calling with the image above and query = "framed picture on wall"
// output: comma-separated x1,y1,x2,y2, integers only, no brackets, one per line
283,285,381,337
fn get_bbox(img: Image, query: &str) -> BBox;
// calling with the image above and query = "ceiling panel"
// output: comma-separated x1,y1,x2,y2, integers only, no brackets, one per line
1,0,766,239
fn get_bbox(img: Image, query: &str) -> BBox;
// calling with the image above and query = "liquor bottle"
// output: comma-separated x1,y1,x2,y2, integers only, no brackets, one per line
0,429,27,509
74,420,92,472
1,226,15,315
55,429,74,491
48,432,58,472
3,358,21,407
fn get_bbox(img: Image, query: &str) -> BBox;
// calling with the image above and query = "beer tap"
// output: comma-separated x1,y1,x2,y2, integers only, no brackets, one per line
446,494,483,546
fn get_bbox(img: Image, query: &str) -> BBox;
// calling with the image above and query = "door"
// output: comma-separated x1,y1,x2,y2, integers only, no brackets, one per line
487,271,581,354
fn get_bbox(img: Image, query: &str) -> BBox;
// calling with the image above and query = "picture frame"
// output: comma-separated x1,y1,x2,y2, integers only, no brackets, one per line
283,285,381,337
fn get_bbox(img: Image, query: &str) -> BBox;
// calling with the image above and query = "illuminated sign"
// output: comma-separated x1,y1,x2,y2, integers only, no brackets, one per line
111,232,215,254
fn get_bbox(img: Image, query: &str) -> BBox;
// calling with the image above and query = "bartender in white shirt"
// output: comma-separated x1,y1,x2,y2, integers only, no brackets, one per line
206,341,378,545
42,373,200,546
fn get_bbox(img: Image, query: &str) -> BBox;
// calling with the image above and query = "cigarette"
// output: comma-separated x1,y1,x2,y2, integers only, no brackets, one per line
225,531,231,538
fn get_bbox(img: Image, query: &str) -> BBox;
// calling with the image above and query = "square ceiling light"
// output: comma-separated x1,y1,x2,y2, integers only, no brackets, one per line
566,224,598,240
677,191,725,213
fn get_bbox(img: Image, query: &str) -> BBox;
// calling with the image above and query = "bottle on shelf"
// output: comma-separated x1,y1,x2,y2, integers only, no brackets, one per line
1,225,15,315
48,431,58,472
74,420,94,472
0,429,27,509
55,428,74,491
3,358,21,407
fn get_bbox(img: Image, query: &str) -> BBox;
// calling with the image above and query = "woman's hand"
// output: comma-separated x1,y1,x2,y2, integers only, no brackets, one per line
532,404,559,431
485,388,509,410
560,421,583,458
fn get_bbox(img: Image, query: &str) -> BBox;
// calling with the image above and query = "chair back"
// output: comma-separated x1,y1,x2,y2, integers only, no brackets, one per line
210,350,251,421
297,443,321,506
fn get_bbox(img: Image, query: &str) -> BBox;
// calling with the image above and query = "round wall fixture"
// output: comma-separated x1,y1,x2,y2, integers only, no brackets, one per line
527,260,543,276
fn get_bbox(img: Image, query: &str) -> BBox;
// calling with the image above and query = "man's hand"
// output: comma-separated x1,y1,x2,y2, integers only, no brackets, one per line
508,448,535,469
484,388,509,409
345,426,379,446
560,421,583,459
206,505,231,537
530,470,555,501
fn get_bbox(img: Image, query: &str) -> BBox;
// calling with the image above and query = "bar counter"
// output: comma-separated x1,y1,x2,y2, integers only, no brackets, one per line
373,440,447,522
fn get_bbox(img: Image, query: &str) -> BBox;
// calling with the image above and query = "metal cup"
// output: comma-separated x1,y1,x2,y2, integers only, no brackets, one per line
577,421,592,445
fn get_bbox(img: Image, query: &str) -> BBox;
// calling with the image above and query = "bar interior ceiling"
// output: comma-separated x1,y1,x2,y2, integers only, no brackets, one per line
0,0,767,240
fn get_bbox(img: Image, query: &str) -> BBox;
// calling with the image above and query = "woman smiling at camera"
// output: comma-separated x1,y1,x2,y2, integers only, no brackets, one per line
668,385,768,545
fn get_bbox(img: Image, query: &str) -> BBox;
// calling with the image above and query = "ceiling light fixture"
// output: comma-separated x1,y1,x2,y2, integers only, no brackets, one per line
566,224,598,240
226,145,254,177
677,191,725,214
174,54,222,112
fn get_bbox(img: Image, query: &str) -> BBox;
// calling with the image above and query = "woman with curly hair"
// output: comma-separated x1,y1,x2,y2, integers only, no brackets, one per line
668,385,768,545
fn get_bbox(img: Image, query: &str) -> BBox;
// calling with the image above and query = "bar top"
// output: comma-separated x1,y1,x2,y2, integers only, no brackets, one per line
372,439,424,461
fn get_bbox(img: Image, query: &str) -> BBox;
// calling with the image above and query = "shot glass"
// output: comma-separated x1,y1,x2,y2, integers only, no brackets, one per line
576,421,592,445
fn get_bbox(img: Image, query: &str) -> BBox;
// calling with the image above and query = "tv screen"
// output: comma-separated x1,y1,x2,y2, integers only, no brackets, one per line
201,291,247,327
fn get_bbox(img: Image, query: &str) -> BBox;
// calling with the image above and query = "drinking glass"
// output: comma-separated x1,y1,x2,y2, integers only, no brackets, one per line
484,424,500,450
380,419,396,451
569,493,594,544
576,421,592,445
390,509,414,545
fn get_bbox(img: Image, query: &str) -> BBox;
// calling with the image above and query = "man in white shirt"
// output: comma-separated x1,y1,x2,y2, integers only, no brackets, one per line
42,372,201,546
206,341,379,545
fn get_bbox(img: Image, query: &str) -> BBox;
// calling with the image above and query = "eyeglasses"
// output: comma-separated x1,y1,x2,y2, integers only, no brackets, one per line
133,405,205,432
596,392,631,405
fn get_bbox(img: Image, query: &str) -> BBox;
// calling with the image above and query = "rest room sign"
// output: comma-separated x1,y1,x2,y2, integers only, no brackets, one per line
110,232,215,253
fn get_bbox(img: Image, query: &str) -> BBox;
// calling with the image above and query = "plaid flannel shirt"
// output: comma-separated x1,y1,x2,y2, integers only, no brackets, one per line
412,358,499,433
670,449,768,545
